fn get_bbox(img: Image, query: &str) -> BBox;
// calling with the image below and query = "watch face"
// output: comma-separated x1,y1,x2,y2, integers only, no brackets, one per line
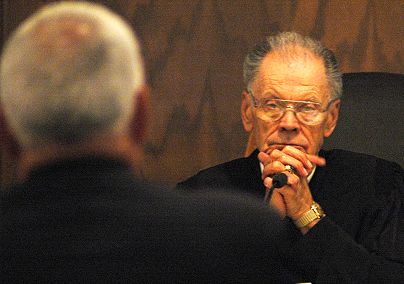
312,202,325,217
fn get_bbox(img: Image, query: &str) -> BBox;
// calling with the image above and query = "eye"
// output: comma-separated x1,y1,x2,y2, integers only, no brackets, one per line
298,103,320,112
261,100,280,110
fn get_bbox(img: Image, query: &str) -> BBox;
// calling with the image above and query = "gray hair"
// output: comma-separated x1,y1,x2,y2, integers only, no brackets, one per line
0,1,144,149
243,32,342,100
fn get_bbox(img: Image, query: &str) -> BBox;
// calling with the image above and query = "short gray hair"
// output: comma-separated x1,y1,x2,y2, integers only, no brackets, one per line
243,32,342,100
0,1,144,149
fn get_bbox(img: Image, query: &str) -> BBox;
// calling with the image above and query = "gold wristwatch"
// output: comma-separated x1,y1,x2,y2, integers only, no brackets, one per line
294,201,326,228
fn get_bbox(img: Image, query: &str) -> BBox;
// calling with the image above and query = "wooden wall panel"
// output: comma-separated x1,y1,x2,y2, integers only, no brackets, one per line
1,0,403,188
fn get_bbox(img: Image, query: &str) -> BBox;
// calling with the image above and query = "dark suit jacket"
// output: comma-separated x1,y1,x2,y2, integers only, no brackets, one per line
0,156,293,283
178,149,404,283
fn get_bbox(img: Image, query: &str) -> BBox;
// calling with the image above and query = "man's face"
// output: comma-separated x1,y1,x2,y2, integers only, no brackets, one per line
241,48,340,156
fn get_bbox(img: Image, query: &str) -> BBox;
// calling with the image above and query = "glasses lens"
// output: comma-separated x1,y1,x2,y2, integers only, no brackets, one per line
255,108,283,122
296,111,324,125
255,99,283,121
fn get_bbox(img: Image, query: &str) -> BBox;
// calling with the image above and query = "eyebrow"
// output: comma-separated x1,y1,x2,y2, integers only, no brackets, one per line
260,93,322,103
300,96,322,103
260,91,279,99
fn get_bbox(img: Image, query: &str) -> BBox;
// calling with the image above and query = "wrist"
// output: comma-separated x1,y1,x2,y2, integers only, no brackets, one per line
293,201,325,234
299,218,321,235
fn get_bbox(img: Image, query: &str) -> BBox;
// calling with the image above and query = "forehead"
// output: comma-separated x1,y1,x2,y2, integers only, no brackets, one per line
253,47,330,101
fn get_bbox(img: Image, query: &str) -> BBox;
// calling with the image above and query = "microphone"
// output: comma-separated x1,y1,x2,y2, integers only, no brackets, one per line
272,173,288,188
263,173,288,203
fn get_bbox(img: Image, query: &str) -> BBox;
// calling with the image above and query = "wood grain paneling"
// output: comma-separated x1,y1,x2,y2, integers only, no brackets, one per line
1,0,403,188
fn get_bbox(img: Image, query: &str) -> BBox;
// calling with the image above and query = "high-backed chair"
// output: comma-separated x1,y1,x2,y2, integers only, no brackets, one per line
323,72,404,167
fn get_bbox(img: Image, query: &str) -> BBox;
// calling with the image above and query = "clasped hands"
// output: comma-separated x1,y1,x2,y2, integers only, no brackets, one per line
258,146,326,232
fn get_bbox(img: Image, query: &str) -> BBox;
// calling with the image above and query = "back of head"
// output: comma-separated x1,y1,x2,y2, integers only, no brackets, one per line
0,1,144,150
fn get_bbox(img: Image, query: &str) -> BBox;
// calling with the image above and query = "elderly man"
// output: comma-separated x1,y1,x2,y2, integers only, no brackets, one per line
0,2,290,282
177,32,404,282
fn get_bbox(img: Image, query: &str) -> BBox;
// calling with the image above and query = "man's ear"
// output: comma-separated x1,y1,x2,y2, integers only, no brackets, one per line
241,91,254,133
129,85,149,144
0,107,20,157
324,99,341,138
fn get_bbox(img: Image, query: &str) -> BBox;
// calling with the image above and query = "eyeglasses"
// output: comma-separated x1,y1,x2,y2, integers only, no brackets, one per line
247,89,336,125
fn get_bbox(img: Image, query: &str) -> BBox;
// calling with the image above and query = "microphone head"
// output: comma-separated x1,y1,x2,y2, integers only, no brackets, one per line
272,173,288,188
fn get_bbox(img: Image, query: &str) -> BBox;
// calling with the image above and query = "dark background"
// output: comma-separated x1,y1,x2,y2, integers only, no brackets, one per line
1,0,403,187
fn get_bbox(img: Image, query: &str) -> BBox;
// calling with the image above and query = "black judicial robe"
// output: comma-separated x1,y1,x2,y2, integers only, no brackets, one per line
178,149,404,283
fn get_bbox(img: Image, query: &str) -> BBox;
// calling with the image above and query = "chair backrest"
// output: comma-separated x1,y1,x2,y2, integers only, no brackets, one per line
323,72,404,167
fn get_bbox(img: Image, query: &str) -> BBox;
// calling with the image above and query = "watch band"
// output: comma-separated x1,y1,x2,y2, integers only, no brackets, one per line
294,201,325,228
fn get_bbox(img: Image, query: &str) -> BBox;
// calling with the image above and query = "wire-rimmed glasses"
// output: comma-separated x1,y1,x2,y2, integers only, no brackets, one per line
247,89,336,125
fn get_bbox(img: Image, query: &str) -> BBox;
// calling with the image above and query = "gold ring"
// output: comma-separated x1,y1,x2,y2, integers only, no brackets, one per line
284,165,296,175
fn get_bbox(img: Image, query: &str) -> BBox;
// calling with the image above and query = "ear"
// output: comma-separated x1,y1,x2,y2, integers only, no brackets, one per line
241,90,254,133
0,107,21,158
324,99,341,138
129,85,149,144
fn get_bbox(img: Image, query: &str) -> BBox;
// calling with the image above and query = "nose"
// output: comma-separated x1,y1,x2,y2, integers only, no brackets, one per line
278,109,300,132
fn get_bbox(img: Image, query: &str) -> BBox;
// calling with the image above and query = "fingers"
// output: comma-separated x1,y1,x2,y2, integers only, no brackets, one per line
276,152,309,177
258,146,326,179
261,160,284,180
307,154,326,166
264,172,313,220
260,148,309,178
263,171,299,190
276,146,313,174
266,190,287,218
257,151,270,163
259,146,318,222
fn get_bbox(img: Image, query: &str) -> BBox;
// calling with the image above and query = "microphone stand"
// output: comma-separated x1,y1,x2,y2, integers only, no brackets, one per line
263,173,288,204
263,184,276,204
